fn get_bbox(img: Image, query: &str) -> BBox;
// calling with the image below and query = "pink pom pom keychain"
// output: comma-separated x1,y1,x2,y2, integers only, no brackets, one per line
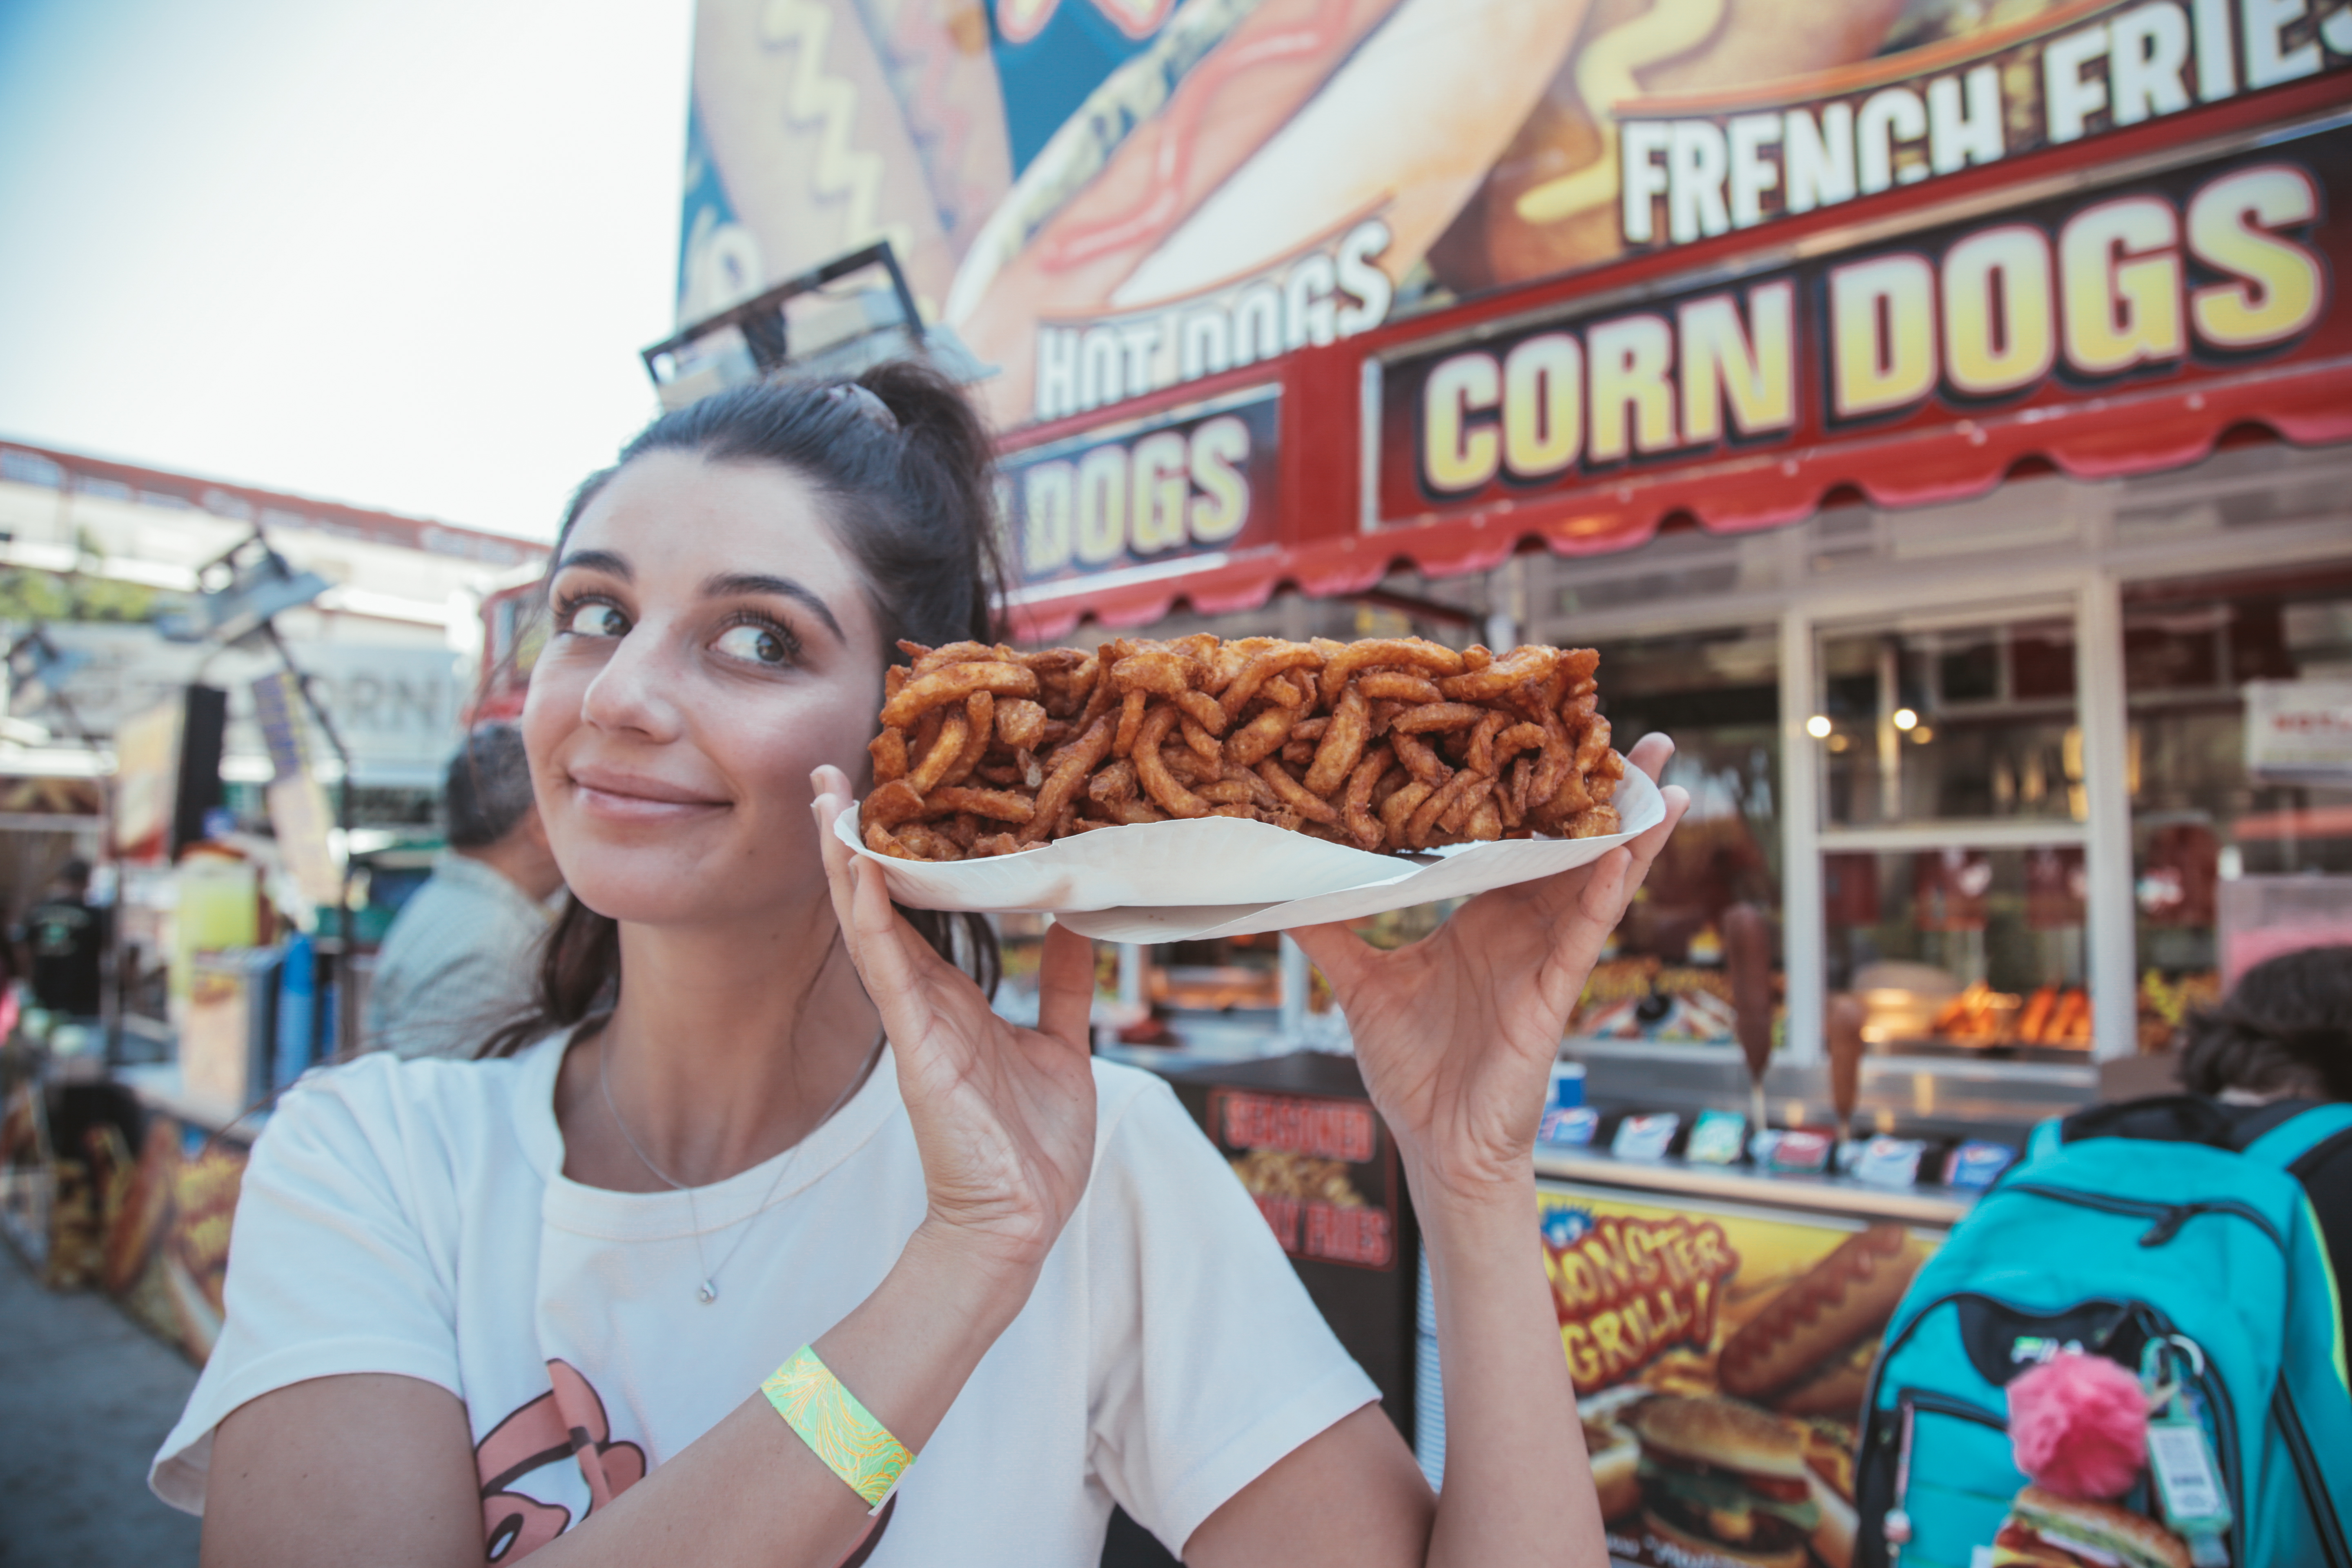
2006,1350,2152,1500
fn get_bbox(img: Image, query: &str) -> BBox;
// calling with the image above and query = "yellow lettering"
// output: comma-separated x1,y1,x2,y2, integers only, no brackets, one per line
1503,334,1583,479
1589,1308,1633,1377
1128,432,1189,554
1587,315,1677,461
1186,415,1252,543
1831,254,1938,417
1423,353,1500,493
1561,1321,1601,1386
2188,165,2323,350
1942,224,2057,395
2060,194,2184,375
1679,283,1796,444
1074,445,1127,566
1022,461,1074,574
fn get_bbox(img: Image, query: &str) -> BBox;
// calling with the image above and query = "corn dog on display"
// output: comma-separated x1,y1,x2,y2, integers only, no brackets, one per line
859,635,1627,862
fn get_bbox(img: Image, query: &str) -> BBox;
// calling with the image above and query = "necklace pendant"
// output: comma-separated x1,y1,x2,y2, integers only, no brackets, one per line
697,1280,718,1305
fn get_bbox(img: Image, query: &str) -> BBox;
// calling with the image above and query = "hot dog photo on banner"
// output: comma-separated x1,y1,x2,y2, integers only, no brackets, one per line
679,0,2352,428
1536,1189,1941,1568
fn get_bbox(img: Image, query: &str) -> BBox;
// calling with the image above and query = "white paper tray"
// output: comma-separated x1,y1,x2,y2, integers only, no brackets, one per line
835,768,1663,943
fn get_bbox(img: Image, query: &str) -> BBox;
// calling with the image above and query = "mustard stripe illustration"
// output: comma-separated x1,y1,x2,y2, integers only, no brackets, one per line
762,1345,915,1508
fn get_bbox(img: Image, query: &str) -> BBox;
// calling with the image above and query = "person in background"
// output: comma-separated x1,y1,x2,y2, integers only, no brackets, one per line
14,857,106,1018
2178,943,2352,1347
362,724,564,1058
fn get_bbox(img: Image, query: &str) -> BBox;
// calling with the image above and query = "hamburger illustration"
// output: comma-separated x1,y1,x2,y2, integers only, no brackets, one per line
1628,1395,1818,1568
1992,1487,2191,1568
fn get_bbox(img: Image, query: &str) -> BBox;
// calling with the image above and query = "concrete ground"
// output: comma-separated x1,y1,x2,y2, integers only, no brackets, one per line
0,1245,202,1565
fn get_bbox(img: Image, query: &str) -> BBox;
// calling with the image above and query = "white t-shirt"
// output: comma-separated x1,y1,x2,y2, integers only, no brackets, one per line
151,1034,1378,1563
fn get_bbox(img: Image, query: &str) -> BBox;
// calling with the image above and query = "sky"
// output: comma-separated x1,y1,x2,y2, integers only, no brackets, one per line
0,0,695,542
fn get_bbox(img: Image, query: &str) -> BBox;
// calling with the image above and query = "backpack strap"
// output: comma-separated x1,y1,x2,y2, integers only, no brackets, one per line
2243,1103,2352,1170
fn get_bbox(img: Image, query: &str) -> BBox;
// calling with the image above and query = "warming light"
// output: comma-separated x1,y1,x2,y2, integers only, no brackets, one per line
1893,707,1918,730
1805,714,1833,739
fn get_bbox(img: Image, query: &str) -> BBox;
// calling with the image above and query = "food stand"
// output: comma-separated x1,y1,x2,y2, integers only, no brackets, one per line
666,7,2352,1556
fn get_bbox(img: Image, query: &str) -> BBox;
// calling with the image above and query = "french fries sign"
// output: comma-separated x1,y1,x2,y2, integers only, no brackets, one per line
1384,136,2335,520
1000,385,1281,588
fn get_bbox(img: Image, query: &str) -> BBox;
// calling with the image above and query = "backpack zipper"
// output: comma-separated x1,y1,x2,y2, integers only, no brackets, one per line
2274,1383,2352,1568
1895,1387,2006,1432
2002,1182,2285,1250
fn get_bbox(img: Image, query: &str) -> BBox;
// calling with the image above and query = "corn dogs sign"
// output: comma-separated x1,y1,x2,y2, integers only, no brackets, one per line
1381,133,2338,521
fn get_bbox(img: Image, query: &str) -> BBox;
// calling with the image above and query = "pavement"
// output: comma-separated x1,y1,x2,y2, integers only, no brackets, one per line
0,1244,203,1565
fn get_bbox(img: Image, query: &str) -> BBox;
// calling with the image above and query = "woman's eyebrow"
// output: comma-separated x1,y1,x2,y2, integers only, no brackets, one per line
553,548,630,580
702,572,847,644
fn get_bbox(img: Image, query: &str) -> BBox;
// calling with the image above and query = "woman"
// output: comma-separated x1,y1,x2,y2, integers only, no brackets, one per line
155,362,1688,1566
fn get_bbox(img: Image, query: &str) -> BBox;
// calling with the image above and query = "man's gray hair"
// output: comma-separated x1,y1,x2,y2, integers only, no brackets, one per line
445,724,537,849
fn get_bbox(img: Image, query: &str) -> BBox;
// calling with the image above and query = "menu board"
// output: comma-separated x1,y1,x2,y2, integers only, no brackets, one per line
1538,1181,1944,1568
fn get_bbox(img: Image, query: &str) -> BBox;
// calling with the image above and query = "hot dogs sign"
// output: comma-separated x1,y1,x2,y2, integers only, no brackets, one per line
679,0,2347,431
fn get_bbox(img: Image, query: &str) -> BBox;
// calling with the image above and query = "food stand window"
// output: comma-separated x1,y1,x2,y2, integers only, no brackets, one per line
1810,607,2096,1056
2123,561,2352,1043
1573,623,1781,1048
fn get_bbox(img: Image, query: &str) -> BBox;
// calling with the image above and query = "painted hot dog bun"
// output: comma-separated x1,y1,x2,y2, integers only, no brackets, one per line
1715,1222,1924,1402
1448,0,1908,292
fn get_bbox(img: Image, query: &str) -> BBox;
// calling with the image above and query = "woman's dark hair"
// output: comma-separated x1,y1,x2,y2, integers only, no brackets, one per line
481,359,1007,1058
2179,944,2352,1102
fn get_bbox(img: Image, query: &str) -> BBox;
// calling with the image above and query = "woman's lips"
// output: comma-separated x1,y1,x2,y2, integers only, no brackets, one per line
566,764,731,823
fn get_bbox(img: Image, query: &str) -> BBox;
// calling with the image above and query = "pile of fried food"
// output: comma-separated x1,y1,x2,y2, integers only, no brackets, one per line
858,634,1627,861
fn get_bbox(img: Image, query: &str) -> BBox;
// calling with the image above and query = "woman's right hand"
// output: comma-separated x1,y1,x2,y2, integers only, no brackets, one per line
811,765,1099,1283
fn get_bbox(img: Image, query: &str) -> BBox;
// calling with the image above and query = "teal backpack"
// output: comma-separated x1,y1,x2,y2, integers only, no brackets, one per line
1855,1098,2352,1568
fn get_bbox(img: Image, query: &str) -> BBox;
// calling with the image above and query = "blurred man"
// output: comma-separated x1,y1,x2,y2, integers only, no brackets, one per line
15,858,106,1018
364,725,562,1058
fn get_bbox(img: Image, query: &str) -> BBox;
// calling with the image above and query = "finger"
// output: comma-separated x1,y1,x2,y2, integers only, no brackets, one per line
1616,783,1690,900
1034,922,1095,1053
810,766,864,961
1625,731,1675,782
1287,920,1374,1000
839,854,950,1047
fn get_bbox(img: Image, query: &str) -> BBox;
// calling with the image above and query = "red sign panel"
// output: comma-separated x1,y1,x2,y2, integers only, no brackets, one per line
1208,1086,1397,1270
1378,116,2348,531
1000,383,1282,614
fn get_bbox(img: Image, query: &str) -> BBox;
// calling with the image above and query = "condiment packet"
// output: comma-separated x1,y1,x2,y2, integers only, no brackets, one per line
836,769,1664,942
1768,1129,1834,1173
1944,1140,2018,1189
1610,1111,1680,1161
1853,1136,1928,1187
1539,1105,1600,1147
1686,1108,1747,1164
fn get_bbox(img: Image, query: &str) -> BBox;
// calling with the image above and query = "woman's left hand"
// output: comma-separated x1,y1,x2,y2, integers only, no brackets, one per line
1290,735,1688,1207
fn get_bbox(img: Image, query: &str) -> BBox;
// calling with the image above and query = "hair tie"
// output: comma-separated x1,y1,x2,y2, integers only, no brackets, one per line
829,382,900,434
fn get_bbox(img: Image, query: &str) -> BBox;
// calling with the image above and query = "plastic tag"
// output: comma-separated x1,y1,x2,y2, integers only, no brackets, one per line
2148,1415,2232,1565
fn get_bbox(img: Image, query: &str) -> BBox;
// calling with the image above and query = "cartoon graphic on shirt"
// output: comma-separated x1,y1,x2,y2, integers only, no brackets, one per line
476,1361,647,1561
473,1359,895,1564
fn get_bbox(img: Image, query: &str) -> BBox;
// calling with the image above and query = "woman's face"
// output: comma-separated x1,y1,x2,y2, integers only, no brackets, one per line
521,450,885,929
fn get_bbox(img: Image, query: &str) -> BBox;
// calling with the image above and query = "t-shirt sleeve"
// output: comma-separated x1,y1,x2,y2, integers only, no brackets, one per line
1083,1072,1381,1554
149,1060,463,1513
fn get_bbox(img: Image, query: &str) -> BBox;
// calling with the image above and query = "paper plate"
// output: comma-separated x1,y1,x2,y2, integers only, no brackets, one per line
835,768,1663,942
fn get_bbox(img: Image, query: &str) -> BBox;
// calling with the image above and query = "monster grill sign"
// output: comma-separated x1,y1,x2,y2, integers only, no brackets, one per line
1378,127,2341,525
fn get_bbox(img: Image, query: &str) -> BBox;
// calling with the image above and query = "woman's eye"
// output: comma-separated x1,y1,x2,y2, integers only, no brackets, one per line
713,624,793,667
564,602,629,638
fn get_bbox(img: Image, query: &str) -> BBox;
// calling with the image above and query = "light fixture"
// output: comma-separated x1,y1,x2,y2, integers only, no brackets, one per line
158,533,330,645
1893,707,1918,730
1805,714,1833,739
1910,724,1936,744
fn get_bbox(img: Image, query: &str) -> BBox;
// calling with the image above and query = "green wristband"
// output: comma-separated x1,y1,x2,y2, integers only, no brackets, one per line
761,1344,915,1511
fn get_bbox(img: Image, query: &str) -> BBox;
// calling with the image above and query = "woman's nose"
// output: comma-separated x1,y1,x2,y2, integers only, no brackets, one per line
579,624,686,740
